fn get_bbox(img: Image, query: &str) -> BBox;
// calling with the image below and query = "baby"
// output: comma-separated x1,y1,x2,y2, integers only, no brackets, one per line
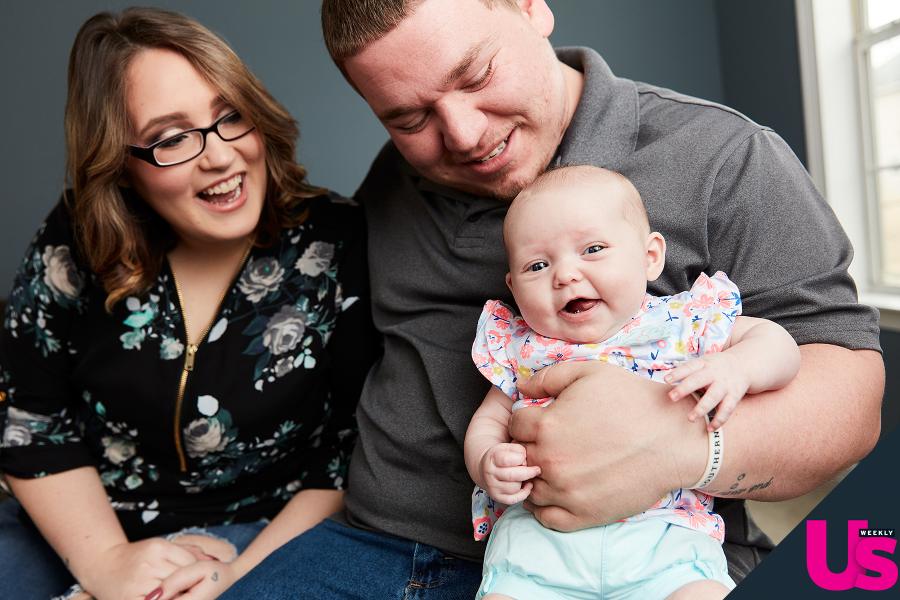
464,166,801,600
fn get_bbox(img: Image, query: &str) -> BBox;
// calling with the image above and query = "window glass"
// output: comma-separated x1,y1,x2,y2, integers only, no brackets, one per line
877,170,900,286
866,0,900,29
862,0,900,289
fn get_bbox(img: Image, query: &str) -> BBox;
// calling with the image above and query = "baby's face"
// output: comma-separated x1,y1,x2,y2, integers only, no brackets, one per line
504,178,659,343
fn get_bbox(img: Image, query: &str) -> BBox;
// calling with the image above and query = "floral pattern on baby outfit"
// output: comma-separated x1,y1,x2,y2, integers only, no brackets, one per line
470,271,741,542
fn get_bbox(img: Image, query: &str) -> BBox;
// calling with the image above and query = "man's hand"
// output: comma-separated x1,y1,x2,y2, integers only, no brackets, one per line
479,442,542,504
510,360,708,532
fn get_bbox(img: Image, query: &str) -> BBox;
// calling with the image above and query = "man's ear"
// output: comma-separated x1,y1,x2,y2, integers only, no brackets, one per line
505,272,514,292
518,0,554,37
645,232,666,282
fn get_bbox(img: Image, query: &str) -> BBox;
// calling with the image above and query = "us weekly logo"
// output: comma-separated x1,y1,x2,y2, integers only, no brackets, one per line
806,520,898,591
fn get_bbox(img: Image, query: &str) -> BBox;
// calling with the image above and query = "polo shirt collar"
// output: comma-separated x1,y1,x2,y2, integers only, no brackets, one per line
554,47,639,172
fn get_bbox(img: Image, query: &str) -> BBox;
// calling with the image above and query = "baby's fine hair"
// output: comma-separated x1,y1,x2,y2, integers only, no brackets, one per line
509,165,651,237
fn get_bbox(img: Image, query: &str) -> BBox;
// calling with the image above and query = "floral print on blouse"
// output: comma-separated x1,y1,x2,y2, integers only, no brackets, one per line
0,193,378,538
470,272,741,543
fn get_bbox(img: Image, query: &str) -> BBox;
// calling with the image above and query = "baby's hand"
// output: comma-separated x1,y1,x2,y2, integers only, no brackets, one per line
479,442,542,504
665,354,750,430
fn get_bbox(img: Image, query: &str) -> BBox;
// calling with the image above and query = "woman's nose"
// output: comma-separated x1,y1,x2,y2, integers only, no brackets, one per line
198,131,236,170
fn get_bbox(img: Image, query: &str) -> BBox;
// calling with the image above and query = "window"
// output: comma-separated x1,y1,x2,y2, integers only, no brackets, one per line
856,0,900,290
796,0,900,329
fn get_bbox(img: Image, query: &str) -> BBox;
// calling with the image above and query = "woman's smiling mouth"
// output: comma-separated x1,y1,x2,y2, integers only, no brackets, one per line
198,173,243,205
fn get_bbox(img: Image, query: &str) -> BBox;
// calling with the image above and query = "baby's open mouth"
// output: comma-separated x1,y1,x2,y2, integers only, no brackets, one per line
563,298,598,314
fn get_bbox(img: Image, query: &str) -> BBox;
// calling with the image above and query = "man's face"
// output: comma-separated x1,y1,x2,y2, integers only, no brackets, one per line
344,0,582,200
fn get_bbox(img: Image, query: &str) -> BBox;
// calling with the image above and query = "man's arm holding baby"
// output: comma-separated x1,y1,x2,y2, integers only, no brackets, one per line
510,126,884,533
510,345,883,532
465,387,542,505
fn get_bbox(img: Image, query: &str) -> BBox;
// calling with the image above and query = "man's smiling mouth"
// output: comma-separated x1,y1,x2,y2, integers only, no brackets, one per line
476,138,507,163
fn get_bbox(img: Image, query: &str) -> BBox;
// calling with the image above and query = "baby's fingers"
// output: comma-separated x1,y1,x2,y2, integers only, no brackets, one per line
665,359,705,386
493,481,533,505
495,464,541,483
668,368,714,403
709,393,741,430
689,384,725,423
492,443,528,467
487,479,524,497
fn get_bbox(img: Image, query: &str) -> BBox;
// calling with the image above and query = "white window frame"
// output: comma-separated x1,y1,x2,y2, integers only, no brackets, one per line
796,0,900,330
855,2,900,294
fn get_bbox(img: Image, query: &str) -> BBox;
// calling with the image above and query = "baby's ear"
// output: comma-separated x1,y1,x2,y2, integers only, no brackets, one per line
505,272,513,292
645,232,666,281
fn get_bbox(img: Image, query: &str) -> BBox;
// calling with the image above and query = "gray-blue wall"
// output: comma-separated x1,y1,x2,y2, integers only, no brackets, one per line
1,0,724,295
881,329,900,437
1,1,895,429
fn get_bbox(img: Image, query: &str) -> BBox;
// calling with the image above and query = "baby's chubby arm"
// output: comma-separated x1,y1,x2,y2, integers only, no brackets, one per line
464,387,542,504
666,315,801,430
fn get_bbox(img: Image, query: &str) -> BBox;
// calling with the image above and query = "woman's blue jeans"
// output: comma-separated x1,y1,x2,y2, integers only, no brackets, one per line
0,499,266,599
224,518,483,599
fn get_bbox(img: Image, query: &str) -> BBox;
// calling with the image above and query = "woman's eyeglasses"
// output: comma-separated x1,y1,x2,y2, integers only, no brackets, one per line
128,111,256,167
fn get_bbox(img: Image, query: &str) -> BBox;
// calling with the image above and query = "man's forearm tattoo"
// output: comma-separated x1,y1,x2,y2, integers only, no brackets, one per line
708,473,774,496
211,571,219,582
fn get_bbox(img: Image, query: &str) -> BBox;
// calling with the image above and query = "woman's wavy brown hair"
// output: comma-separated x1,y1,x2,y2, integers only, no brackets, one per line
65,7,323,311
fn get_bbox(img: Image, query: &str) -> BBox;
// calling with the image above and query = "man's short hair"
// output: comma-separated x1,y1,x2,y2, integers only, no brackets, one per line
321,0,518,67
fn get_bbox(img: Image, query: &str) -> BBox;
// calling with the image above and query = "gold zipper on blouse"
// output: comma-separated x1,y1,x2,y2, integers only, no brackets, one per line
170,243,252,472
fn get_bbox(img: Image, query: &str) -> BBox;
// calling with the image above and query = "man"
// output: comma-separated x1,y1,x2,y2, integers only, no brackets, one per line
226,1,884,597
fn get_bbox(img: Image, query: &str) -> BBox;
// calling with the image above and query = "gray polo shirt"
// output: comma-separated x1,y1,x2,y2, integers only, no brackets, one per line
342,47,881,566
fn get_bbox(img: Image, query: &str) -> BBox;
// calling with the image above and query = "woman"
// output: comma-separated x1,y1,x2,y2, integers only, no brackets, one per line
0,8,376,600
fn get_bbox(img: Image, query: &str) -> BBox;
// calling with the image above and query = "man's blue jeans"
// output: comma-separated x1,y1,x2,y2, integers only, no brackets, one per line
224,518,483,599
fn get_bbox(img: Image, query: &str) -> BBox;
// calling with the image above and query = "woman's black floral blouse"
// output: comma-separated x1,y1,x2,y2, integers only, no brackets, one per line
0,192,378,538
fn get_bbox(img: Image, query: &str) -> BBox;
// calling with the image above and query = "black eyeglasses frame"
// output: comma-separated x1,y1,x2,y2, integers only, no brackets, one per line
128,111,256,168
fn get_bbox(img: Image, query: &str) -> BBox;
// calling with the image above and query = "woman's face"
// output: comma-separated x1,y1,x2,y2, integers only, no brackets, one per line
125,48,267,250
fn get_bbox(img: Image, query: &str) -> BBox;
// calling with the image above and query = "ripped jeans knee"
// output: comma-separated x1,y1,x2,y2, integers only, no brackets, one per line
166,527,239,563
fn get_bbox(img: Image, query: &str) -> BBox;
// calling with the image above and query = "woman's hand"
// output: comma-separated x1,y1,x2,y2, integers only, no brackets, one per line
79,538,202,600
146,488,344,599
151,560,239,600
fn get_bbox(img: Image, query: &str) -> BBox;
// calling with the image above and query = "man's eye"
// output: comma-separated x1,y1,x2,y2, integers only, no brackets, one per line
584,244,605,255
397,116,428,134
528,261,548,272
466,59,495,91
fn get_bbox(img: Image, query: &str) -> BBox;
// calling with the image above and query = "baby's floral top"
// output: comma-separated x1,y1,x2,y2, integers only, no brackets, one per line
0,193,378,538
470,272,741,543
